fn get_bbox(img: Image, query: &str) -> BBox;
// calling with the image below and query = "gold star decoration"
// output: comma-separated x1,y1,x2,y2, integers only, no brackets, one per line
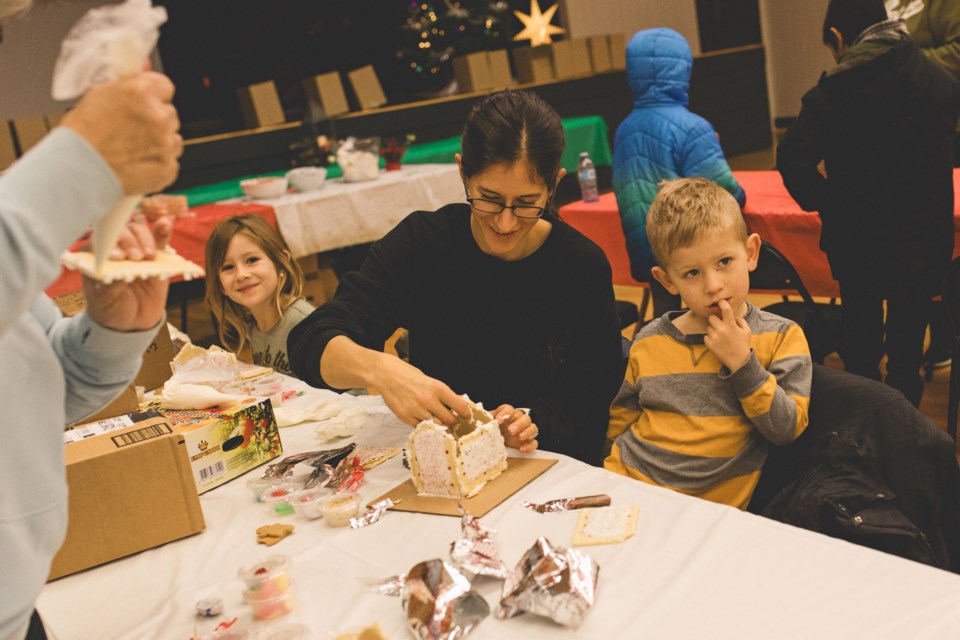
513,0,565,47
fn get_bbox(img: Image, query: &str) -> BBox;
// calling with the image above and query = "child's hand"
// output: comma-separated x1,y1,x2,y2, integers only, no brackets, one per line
493,404,539,453
703,299,752,372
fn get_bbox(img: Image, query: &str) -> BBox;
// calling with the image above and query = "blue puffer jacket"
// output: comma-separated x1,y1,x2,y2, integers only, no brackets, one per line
613,28,746,281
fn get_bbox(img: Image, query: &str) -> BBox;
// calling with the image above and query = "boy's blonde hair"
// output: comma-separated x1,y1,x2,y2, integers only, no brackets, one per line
204,215,304,353
646,177,747,267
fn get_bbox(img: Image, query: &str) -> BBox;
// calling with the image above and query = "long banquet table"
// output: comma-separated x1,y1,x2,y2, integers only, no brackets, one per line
559,170,960,298
37,379,960,639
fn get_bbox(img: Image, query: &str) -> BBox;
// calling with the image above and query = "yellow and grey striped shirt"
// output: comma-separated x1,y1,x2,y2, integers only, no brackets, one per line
605,303,811,509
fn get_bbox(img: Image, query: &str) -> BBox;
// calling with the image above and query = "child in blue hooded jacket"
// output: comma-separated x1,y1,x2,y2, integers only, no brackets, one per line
613,28,746,316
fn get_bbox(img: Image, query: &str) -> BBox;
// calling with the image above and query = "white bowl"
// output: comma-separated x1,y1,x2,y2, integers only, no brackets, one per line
286,166,327,192
240,177,288,199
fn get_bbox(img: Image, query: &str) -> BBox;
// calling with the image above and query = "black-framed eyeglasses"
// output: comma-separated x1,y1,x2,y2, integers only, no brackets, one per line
466,197,548,219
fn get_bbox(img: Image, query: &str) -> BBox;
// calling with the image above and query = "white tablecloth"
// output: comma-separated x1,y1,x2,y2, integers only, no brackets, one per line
38,381,960,639
248,164,463,258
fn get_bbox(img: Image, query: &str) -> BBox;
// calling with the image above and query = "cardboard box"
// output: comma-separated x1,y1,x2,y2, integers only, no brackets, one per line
50,416,205,580
302,71,350,118
608,32,627,70
237,81,286,129
347,65,387,110
551,39,592,79
512,44,555,84
453,51,493,93
588,35,613,72
157,397,283,493
487,49,516,89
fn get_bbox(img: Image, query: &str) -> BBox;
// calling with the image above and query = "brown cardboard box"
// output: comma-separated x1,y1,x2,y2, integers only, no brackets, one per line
608,32,627,70
513,44,555,84
551,39,592,79
50,416,205,580
302,71,350,117
237,81,286,129
157,397,283,493
297,254,339,306
588,35,613,72
487,49,516,89
347,65,388,110
135,323,176,392
453,51,493,93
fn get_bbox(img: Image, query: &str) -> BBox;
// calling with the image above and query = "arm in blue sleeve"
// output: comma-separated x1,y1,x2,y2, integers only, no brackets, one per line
31,296,162,424
0,128,122,337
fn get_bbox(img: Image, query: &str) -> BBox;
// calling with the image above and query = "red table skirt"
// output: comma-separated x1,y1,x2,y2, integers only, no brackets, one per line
559,170,960,299
45,202,276,299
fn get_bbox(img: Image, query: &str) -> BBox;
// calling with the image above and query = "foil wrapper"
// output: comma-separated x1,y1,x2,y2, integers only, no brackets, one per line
521,494,611,513
369,559,489,639
350,498,399,529
497,537,599,628
449,511,508,580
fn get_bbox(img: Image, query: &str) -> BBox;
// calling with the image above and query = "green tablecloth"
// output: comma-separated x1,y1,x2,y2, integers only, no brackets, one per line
175,115,611,207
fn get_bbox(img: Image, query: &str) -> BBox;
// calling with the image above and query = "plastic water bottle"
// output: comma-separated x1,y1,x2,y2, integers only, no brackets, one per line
577,151,599,202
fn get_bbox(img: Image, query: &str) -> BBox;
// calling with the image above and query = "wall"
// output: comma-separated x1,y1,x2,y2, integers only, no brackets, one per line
0,0,164,119
559,0,702,54
759,0,834,124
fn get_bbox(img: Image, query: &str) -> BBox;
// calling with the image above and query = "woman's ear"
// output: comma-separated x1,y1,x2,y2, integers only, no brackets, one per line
555,167,567,190
455,153,465,183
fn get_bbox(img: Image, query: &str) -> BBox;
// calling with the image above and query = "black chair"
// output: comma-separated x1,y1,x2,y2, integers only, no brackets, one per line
750,240,844,364
939,257,960,447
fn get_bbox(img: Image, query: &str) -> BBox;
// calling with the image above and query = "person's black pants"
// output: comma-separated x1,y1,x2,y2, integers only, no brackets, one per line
838,282,932,407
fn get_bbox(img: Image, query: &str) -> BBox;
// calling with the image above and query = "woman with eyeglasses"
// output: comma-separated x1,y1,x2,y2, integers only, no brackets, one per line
288,89,623,465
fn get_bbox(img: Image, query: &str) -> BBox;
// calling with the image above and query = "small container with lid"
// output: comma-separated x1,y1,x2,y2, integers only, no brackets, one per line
246,476,282,502
288,488,336,520
261,483,302,515
321,493,361,527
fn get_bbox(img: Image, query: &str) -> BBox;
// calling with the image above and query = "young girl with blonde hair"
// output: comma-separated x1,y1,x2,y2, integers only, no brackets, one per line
205,215,314,375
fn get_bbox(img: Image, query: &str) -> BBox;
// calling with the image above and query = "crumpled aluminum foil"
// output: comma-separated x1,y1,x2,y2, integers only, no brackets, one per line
449,511,509,580
368,559,489,639
521,494,611,513
350,498,399,529
497,537,599,628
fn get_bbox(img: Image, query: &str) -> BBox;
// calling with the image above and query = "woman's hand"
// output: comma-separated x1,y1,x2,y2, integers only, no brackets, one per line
82,216,172,332
373,356,470,427
492,404,539,453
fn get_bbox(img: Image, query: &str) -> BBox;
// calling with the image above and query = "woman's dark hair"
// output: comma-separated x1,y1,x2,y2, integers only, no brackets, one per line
822,0,887,48
460,89,565,193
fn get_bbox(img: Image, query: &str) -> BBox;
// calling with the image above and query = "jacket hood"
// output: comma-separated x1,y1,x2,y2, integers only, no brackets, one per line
626,28,692,108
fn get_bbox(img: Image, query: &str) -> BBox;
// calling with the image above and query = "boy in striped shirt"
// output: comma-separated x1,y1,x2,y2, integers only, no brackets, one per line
605,178,812,509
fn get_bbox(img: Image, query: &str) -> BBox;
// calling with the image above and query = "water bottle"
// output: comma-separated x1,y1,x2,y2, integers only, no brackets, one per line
577,151,599,203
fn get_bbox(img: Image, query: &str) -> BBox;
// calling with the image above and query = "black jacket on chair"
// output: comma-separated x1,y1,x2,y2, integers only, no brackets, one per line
777,38,959,297
750,365,960,572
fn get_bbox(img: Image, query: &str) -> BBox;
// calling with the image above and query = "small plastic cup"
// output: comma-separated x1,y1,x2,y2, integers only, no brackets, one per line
288,488,336,520
262,483,302,515
321,493,361,527
243,587,296,621
246,476,282,502
237,555,291,597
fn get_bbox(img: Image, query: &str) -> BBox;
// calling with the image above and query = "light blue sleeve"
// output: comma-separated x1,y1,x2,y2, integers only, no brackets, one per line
30,295,163,425
0,127,122,337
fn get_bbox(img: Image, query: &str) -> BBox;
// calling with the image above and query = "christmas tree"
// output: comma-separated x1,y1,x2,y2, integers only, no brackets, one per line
396,1,512,96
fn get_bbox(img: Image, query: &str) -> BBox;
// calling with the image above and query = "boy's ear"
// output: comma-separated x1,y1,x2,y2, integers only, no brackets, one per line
651,266,679,295
745,233,761,272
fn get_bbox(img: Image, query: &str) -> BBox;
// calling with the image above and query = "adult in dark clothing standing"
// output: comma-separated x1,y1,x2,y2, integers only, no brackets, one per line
288,90,624,466
777,0,960,407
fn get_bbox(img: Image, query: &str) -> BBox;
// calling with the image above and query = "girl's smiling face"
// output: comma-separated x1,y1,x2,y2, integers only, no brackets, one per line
218,233,281,319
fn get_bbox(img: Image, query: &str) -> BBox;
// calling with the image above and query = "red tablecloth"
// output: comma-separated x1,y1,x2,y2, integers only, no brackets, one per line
559,170,960,298
45,202,276,298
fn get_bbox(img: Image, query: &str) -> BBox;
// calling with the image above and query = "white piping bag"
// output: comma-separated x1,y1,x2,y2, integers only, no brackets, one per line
51,0,168,274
